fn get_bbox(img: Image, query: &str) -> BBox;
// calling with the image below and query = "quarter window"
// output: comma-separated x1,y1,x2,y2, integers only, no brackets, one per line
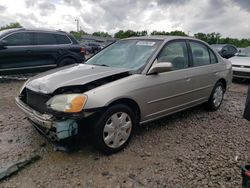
36,33,57,45
157,41,188,70
54,34,71,44
190,42,210,67
209,49,218,64
4,32,34,46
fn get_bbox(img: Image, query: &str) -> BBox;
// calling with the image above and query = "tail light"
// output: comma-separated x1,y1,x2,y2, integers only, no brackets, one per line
80,47,86,53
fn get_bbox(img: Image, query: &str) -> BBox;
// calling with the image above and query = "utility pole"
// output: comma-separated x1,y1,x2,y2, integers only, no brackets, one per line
75,19,79,32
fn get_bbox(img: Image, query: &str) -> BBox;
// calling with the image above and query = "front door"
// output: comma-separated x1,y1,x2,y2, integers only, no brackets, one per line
141,40,193,121
0,32,36,74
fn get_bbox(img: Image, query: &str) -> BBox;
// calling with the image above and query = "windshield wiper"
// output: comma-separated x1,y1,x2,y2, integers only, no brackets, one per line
92,64,109,67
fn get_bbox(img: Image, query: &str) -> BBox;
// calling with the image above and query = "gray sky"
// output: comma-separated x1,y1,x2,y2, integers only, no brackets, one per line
0,0,249,38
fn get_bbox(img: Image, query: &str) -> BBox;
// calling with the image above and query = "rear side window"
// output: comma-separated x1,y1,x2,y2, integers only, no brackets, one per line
4,32,34,46
36,32,57,45
190,42,210,67
54,34,71,44
209,49,218,64
157,41,189,70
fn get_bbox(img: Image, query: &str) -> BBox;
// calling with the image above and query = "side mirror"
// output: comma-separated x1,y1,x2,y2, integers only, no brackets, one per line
0,40,7,48
148,62,173,74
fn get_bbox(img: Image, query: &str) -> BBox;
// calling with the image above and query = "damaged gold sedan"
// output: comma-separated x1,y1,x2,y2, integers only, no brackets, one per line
16,36,232,154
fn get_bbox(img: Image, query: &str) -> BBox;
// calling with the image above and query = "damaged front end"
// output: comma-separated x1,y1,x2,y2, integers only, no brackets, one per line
15,71,131,142
16,96,79,142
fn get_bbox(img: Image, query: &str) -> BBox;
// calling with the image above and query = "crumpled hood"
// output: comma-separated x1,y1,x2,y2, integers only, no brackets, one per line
229,56,250,66
26,64,130,94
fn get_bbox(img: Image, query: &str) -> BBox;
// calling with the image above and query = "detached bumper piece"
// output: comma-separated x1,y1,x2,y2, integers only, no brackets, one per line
241,165,250,188
15,97,78,141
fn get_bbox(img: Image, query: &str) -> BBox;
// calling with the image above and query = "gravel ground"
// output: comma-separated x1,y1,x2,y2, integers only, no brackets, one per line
0,78,250,188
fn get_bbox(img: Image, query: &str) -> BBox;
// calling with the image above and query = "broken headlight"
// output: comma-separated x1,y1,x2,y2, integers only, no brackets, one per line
47,94,87,113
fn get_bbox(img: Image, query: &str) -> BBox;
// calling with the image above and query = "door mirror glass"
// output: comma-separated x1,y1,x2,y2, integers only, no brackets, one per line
0,40,7,48
148,61,173,74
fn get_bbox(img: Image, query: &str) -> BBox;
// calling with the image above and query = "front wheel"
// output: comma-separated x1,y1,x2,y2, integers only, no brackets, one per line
206,82,225,111
92,104,136,154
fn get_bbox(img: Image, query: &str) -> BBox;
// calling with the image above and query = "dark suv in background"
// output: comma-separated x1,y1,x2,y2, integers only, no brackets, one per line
0,28,85,75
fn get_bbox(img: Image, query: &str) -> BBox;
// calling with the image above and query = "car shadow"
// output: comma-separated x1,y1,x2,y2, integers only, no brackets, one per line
65,104,210,154
233,78,250,85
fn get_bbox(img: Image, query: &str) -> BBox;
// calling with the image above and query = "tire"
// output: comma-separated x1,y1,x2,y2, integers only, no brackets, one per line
92,104,136,154
206,82,225,111
58,58,76,67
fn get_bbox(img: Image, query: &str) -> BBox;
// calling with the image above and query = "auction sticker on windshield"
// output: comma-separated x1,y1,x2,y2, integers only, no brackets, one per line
136,41,156,46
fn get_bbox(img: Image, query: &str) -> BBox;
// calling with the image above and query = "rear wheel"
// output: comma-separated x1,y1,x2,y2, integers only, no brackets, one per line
58,58,76,67
206,82,225,111
92,104,136,154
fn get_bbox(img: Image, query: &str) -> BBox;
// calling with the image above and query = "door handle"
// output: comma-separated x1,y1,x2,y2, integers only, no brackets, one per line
26,50,32,54
186,78,191,82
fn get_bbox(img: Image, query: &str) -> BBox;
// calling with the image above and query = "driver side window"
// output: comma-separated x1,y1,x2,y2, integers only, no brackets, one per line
157,41,189,70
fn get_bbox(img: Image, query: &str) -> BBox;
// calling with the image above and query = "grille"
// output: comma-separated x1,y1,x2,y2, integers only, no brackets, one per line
233,71,250,78
233,65,250,68
24,88,51,113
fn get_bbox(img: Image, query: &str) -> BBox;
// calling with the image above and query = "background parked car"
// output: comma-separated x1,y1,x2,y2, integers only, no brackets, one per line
211,44,238,59
237,47,245,53
84,42,102,54
0,28,85,75
79,44,92,55
229,46,250,79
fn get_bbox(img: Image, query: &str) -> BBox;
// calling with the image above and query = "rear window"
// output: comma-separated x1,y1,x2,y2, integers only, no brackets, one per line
54,34,71,44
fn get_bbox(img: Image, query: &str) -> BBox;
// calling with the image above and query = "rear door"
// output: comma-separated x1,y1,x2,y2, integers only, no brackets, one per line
186,40,218,103
0,32,36,72
31,32,62,68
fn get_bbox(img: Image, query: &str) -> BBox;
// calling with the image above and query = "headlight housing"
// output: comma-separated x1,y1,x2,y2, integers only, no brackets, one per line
47,94,87,113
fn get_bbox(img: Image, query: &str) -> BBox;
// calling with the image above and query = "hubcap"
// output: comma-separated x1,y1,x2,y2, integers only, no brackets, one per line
213,86,223,108
103,112,132,148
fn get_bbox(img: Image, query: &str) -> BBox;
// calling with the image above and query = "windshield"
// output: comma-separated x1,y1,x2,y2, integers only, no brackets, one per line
85,39,162,70
238,47,250,57
0,30,8,38
0,29,19,38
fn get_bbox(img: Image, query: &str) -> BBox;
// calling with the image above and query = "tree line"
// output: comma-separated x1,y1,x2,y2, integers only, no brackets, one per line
1,22,250,48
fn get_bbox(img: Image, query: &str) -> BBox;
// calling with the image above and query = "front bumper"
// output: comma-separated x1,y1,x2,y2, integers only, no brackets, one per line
232,67,250,79
15,97,78,141
15,97,54,128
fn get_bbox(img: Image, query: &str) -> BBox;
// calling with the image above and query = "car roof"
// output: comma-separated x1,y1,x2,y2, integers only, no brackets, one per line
0,28,68,35
123,35,207,44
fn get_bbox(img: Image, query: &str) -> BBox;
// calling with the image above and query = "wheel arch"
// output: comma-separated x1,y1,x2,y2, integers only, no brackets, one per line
108,98,141,123
56,55,78,66
216,78,227,91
